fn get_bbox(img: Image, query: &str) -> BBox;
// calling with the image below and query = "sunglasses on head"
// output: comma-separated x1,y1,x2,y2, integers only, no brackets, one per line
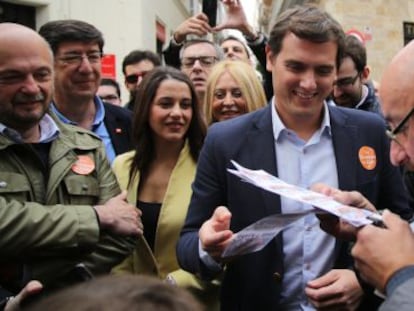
125,72,148,84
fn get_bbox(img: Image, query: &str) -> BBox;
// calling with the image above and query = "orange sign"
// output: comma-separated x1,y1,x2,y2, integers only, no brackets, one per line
101,54,116,79
358,146,376,170
71,155,95,175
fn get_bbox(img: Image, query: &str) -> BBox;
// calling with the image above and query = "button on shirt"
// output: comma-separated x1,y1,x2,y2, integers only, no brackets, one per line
51,96,116,163
271,101,338,310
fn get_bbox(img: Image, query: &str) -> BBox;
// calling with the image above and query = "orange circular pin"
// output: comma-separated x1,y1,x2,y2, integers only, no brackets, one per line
358,146,376,170
71,155,95,175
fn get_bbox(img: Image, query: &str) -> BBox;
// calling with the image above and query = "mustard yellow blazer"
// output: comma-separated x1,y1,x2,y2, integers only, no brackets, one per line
111,142,219,309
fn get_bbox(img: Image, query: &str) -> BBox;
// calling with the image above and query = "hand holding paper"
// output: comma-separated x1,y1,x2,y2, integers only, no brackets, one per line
221,161,384,259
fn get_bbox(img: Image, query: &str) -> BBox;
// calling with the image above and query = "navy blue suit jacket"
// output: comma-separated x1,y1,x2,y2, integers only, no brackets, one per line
103,102,133,155
177,104,412,310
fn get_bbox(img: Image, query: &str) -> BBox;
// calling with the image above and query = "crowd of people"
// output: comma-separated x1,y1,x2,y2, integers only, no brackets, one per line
1,0,414,310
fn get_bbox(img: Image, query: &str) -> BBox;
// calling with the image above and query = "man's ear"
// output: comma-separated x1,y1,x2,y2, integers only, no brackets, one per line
361,65,370,83
265,44,274,72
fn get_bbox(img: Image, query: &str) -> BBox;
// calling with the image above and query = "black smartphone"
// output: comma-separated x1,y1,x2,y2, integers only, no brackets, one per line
202,0,217,27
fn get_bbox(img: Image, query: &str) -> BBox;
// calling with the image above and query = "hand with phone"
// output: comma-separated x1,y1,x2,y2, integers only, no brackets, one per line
172,13,212,44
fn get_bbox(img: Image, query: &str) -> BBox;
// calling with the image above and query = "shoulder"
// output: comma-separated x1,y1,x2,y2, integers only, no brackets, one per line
208,106,269,138
103,102,132,120
329,105,385,128
52,114,103,147
113,151,135,170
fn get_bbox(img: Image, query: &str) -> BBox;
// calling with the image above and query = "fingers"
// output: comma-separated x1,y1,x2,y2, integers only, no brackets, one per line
306,270,362,310
199,206,233,260
381,209,406,228
307,270,337,289
175,13,211,41
310,183,338,196
117,190,128,200
5,281,43,311
213,206,232,223
310,183,376,212
96,192,142,236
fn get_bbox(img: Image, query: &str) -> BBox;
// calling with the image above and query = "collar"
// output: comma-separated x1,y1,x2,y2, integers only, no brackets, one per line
50,96,105,129
271,97,332,141
0,113,60,143
355,84,369,109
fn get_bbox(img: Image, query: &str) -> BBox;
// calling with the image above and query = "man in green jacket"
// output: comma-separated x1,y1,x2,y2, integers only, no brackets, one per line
0,22,143,304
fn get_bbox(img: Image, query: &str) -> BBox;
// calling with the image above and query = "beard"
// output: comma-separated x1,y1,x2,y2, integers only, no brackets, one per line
1,92,49,132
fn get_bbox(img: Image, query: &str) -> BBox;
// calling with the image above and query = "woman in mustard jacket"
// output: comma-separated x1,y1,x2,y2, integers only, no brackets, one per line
112,66,219,309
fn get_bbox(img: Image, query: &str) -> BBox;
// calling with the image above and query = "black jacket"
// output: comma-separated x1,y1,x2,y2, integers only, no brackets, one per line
103,102,133,155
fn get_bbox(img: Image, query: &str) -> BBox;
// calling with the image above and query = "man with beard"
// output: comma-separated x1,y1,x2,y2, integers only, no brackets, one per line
0,23,142,308
331,35,382,116
39,20,132,164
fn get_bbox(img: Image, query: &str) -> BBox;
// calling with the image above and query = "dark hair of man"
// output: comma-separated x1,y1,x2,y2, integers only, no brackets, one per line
179,38,224,61
121,50,161,75
38,19,104,55
24,275,203,311
219,35,250,59
128,66,206,184
100,78,121,98
342,35,367,72
268,5,345,69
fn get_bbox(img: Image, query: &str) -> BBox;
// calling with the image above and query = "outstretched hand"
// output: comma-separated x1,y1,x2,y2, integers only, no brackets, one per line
214,0,256,37
199,206,234,261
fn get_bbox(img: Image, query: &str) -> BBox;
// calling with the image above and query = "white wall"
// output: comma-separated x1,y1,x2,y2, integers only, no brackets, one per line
5,0,193,102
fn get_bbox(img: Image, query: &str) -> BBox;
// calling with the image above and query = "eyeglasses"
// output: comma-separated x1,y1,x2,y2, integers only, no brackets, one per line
333,72,360,88
99,95,119,102
56,52,102,66
386,107,414,145
181,56,218,68
125,72,148,84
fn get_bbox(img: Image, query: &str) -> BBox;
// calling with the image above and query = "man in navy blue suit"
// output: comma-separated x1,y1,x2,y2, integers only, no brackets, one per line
177,5,412,311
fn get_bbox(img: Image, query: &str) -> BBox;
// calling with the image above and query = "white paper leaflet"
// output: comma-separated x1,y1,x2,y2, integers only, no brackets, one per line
221,160,382,258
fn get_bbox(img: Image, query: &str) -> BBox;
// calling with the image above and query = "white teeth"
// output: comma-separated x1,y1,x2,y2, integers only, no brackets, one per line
296,91,314,99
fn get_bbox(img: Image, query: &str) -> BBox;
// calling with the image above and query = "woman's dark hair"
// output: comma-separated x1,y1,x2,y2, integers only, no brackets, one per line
129,66,206,182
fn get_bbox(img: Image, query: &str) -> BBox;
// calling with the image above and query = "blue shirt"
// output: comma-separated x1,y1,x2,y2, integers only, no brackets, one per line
0,113,60,143
50,96,116,163
272,100,338,310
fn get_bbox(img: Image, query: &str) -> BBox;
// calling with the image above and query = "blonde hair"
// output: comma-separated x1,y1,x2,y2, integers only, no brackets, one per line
204,60,267,124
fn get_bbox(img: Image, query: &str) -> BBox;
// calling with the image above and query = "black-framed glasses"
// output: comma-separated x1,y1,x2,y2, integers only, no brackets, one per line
386,107,414,145
181,56,218,68
333,72,360,88
125,72,148,84
57,51,102,66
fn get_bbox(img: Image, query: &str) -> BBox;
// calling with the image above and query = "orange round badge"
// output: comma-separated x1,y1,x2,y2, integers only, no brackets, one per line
71,155,95,175
358,146,376,170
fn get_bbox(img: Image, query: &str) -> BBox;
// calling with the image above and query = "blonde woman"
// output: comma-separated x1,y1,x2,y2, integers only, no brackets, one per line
204,60,267,124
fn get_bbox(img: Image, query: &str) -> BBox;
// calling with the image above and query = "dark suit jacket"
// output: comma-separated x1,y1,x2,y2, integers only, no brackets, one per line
103,102,133,155
177,104,412,310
